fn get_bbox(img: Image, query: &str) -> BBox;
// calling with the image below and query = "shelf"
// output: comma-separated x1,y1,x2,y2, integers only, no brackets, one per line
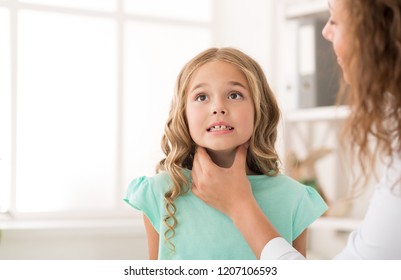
285,0,329,19
285,105,350,123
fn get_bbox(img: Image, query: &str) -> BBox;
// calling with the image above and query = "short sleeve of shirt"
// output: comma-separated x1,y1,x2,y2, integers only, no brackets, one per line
123,176,161,233
293,186,328,239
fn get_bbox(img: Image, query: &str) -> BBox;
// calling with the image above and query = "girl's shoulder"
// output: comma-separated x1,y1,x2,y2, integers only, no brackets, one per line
250,173,327,203
249,173,307,191
127,171,172,197
250,173,328,218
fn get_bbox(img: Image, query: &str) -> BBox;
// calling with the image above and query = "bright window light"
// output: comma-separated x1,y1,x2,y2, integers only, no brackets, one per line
1,1,213,217
0,8,11,213
20,0,116,11
16,10,118,212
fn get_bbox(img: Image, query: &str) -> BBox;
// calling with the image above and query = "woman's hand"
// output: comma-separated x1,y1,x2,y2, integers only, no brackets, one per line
191,144,281,258
191,144,254,219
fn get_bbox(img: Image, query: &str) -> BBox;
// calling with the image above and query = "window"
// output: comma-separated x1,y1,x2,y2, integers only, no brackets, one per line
0,7,11,213
0,0,212,219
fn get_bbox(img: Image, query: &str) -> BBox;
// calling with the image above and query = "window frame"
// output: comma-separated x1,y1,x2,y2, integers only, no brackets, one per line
0,0,213,227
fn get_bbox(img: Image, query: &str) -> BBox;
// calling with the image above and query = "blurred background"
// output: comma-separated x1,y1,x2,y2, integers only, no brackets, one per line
0,0,378,259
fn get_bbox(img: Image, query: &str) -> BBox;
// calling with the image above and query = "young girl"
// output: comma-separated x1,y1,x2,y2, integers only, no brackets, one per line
124,47,327,260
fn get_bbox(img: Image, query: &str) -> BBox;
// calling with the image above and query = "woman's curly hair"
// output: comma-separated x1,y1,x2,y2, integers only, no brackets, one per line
339,0,401,188
156,47,281,252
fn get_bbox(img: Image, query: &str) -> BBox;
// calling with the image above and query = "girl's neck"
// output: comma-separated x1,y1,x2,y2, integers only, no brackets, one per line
207,150,234,168
206,149,257,175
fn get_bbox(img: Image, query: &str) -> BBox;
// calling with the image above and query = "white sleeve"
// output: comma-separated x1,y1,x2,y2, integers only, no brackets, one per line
260,237,305,260
334,155,401,260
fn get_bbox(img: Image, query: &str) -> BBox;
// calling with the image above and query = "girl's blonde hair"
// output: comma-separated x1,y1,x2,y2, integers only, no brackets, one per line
157,47,281,251
339,0,401,189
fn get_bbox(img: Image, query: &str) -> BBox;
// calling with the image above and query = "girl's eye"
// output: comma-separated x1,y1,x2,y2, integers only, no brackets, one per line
195,94,207,102
228,92,243,100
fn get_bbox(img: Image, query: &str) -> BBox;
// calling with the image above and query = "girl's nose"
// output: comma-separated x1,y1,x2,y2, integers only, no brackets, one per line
211,97,228,115
213,108,226,115
212,102,227,115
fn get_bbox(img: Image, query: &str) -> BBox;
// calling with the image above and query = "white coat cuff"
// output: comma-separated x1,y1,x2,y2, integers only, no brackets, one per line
260,237,305,260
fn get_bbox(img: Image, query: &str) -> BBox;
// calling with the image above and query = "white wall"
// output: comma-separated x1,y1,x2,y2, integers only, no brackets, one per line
213,0,278,90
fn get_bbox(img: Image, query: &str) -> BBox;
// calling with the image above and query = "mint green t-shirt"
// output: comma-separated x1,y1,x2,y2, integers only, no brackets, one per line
124,170,327,260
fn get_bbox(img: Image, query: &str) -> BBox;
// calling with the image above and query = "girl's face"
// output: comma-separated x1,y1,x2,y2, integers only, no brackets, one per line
185,60,254,164
322,0,350,82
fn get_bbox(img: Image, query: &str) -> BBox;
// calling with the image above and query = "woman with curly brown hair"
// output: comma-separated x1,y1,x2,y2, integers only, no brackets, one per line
191,0,401,259
124,47,327,259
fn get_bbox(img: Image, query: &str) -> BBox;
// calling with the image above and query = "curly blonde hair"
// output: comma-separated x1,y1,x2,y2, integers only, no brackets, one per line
157,47,281,251
339,0,401,188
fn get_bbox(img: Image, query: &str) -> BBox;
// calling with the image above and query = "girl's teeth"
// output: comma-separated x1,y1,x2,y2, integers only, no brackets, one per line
209,125,233,131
